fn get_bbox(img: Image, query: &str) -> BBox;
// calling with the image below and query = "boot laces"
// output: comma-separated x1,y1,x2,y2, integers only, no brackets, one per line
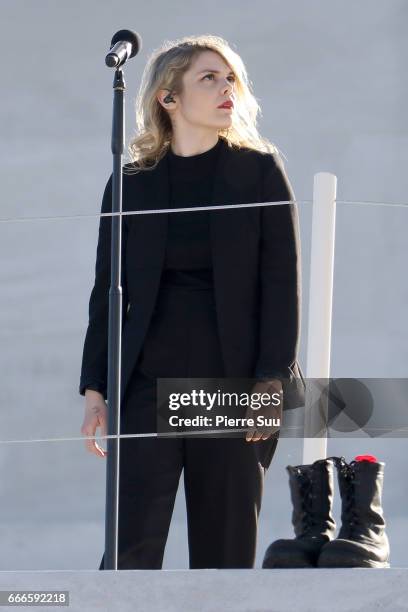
294,456,338,531
292,457,344,534
296,468,316,530
336,457,359,533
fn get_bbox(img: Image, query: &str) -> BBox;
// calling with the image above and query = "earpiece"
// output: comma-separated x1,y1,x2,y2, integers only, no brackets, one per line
163,92,175,104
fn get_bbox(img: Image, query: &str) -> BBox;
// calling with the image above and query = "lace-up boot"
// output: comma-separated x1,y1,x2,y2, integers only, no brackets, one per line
317,455,390,568
262,457,337,568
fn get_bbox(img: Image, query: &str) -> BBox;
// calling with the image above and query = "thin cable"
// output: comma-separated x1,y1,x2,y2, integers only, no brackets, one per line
1,198,408,224
337,199,408,209
0,200,299,223
0,425,405,445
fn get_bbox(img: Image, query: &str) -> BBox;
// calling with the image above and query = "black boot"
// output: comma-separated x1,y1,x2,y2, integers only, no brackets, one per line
317,456,390,568
262,457,337,568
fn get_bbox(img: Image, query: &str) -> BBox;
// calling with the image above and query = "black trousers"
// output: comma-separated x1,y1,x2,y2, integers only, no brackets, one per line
99,283,279,570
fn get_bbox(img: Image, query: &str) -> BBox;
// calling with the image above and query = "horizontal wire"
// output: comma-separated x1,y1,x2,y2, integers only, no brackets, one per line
0,200,300,224
0,194,406,445
0,425,406,446
338,199,408,209
0,428,291,445
1,198,408,224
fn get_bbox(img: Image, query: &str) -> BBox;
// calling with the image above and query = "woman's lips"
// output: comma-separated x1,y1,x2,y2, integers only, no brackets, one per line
217,101,233,109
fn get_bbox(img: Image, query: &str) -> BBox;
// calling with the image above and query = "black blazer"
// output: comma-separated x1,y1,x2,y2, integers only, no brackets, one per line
79,137,306,411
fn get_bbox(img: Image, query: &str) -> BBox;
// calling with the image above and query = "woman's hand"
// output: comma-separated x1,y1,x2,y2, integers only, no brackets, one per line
81,390,109,458
245,379,283,442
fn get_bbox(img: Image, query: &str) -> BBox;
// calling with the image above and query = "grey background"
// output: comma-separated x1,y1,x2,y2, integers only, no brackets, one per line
0,0,407,570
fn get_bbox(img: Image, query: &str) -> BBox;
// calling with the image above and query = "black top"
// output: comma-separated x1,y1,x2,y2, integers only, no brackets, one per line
160,137,223,289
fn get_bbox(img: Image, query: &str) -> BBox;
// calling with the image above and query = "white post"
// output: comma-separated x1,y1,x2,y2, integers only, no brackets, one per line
302,172,337,464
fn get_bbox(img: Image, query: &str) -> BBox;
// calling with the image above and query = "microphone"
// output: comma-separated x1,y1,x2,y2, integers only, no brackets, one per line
105,29,142,68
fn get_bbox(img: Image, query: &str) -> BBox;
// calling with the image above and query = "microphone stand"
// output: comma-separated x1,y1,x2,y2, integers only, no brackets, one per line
103,67,126,569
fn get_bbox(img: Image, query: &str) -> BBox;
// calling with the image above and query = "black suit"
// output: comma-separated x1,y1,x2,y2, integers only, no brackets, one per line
79,138,305,411
80,138,306,569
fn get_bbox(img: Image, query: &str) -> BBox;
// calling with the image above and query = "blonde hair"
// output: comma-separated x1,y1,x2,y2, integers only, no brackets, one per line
124,34,283,174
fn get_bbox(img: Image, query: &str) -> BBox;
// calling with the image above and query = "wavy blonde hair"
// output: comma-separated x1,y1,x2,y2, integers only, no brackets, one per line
124,34,282,174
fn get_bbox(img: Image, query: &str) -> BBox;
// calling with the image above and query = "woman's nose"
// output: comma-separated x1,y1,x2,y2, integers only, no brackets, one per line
222,80,233,94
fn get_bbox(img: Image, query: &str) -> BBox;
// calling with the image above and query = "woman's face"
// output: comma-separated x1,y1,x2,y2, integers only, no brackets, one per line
162,50,236,131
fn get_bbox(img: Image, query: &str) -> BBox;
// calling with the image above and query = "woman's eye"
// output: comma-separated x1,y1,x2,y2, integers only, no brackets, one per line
203,74,236,82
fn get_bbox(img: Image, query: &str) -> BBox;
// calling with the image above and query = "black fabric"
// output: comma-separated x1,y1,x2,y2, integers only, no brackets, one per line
98,284,279,570
161,138,222,289
79,137,306,411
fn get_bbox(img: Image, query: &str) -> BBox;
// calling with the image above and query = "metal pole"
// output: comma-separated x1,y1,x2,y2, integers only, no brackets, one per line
103,67,126,569
302,172,337,464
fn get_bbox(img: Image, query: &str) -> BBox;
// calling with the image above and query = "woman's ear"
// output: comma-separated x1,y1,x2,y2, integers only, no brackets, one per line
157,89,176,110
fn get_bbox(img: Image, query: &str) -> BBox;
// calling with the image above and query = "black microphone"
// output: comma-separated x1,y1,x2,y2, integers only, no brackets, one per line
105,29,142,68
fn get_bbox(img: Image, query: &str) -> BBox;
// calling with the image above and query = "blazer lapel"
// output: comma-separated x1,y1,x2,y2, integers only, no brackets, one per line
134,137,253,270
130,141,233,270
120,138,262,403
130,151,170,269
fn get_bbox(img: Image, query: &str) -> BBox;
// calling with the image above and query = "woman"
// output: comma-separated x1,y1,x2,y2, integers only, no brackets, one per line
79,34,305,569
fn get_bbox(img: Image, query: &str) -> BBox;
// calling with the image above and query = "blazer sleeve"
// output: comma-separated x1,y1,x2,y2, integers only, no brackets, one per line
254,152,302,384
78,173,129,399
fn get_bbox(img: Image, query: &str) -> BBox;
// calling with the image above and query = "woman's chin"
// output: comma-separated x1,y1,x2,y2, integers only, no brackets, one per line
214,118,233,130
